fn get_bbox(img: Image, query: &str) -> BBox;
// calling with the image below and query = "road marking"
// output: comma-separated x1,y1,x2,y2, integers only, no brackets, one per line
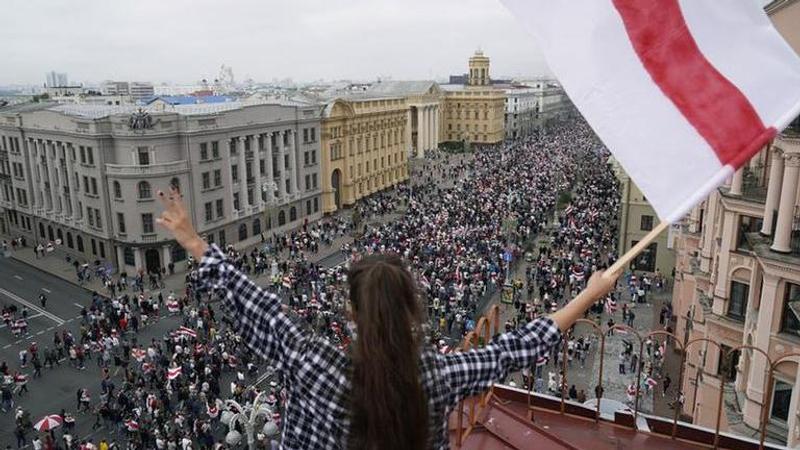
41,288,51,293
13,275,22,280
2,344,9,349
0,287,65,325
36,330,44,335
73,303,84,309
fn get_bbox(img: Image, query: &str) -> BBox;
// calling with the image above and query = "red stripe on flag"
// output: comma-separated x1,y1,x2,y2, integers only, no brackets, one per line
612,0,776,168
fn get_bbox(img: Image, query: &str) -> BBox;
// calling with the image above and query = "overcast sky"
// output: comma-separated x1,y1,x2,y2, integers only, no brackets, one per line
0,0,552,86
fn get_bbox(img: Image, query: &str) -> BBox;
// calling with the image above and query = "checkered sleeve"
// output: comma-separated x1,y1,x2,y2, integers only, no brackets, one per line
195,244,307,374
441,317,561,405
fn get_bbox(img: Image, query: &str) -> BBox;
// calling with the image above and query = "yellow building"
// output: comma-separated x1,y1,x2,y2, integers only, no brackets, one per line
320,96,410,213
610,156,675,276
441,50,506,145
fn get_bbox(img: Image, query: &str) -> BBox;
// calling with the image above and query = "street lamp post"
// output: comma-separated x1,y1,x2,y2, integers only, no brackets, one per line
223,391,277,450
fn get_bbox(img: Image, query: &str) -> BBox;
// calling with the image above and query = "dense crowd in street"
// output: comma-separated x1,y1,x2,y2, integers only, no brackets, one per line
0,119,671,449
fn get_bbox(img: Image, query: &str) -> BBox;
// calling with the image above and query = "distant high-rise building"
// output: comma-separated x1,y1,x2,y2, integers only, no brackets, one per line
45,70,68,87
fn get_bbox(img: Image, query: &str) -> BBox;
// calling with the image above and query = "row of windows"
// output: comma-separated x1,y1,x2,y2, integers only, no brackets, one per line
36,223,105,259
447,133,489,142
204,198,320,246
448,123,488,132
348,153,404,179
1,136,21,153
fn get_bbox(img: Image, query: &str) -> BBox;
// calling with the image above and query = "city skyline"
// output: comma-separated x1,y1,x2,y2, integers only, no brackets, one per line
1,0,552,86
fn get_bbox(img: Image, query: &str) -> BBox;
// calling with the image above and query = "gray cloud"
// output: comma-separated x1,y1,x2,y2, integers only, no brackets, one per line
0,0,550,85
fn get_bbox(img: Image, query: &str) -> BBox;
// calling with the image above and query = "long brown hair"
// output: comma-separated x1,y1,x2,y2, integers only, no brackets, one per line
347,254,429,450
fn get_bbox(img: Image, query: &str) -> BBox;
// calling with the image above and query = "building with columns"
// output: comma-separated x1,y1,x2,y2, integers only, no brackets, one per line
319,95,410,213
669,2,800,445
0,99,322,274
365,81,443,158
441,50,506,145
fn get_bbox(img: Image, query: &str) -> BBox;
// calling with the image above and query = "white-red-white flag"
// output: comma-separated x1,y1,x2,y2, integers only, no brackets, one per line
501,0,800,222
167,366,182,380
177,326,197,339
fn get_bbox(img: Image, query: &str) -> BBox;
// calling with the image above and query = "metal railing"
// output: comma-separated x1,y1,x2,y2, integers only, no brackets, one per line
105,160,188,176
450,310,795,449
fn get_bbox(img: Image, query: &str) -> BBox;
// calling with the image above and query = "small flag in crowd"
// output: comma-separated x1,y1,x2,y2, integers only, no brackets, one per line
177,326,197,339
646,377,658,388
131,348,146,362
536,356,548,367
282,276,292,288
167,366,182,380
501,0,800,222
125,419,139,432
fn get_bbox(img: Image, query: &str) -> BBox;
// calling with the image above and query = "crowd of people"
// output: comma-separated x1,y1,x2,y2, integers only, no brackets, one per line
0,119,680,448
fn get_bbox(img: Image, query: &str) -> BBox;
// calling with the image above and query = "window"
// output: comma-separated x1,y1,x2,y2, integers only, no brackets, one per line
91,177,98,195
781,283,800,337
142,213,154,234
253,218,261,236
218,230,226,247
137,147,149,165
304,151,309,166
233,193,240,211
171,244,187,262
640,215,654,232
278,210,286,226
94,208,102,229
91,239,97,255
232,164,238,182
138,181,151,199
77,236,84,252
211,141,220,158
86,147,94,165
113,181,122,199
771,380,792,422
717,345,739,382
306,200,311,215
737,216,762,250
87,206,94,227
303,128,309,143
117,213,126,234
305,174,310,190
79,146,86,164
202,172,211,190
200,142,208,160
314,197,319,212
311,150,316,164
216,199,223,218
728,281,749,320
630,241,657,272
123,247,135,266
310,128,316,142
214,169,222,187
238,223,248,241
83,176,89,192
204,202,213,222
289,206,297,222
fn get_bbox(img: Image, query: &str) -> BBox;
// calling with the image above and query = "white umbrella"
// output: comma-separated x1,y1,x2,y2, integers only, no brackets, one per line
34,414,63,432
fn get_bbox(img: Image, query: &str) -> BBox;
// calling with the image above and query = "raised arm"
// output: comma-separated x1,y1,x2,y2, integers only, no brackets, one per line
442,271,617,405
156,188,306,373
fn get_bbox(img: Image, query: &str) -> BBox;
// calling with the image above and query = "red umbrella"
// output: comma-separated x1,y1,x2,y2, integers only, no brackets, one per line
34,414,63,432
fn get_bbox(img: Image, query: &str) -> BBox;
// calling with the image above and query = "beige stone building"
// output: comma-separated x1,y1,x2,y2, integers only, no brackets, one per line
320,95,410,213
441,51,506,145
610,157,675,276
671,1,800,445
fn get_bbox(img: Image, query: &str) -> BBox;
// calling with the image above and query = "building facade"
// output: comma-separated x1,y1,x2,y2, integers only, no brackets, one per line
670,3,800,446
441,51,505,145
503,87,538,140
365,81,443,158
611,156,675,276
0,100,322,274
320,96,410,213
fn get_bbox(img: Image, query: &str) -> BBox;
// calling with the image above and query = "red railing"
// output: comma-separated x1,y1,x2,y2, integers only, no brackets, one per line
450,310,800,449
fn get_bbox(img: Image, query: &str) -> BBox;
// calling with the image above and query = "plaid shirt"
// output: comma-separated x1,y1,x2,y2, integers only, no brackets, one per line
196,245,562,449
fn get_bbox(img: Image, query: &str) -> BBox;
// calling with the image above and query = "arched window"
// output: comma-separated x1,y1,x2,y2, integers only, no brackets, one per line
138,181,152,199
57,229,63,243
252,218,261,236
66,232,73,248
113,181,122,199
238,223,248,242
266,216,272,230
289,207,297,222
77,236,84,252
278,210,286,226
170,177,180,192
39,223,45,238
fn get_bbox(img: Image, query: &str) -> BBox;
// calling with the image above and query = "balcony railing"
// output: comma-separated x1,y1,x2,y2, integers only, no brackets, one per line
105,160,188,177
449,304,791,449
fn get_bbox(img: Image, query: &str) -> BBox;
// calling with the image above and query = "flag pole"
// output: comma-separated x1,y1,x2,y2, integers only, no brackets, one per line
604,220,670,278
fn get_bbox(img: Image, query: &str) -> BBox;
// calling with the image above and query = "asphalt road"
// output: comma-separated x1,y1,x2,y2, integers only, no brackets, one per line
0,255,186,447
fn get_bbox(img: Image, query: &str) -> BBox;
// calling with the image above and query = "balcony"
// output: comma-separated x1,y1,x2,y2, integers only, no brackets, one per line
105,160,189,178
445,305,789,449
140,234,160,243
